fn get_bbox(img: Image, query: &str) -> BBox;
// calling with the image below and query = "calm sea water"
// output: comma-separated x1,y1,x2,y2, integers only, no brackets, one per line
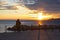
0,20,60,33
0,20,38,33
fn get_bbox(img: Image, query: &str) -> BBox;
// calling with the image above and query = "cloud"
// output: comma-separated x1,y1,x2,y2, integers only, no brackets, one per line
0,2,7,6
0,0,60,13
0,6,17,10
0,0,37,10
25,0,60,13
0,6,7,10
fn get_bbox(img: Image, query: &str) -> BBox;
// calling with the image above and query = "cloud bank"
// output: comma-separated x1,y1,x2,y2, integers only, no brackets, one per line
0,0,60,13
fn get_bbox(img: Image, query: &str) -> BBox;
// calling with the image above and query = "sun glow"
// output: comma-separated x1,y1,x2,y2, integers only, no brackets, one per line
37,12,52,20
38,12,44,20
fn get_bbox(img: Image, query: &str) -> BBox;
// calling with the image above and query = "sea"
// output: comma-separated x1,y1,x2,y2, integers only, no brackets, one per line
0,20,38,33
0,20,60,33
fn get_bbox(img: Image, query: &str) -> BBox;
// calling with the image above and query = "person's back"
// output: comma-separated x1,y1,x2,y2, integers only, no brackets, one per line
15,19,21,30
16,19,21,26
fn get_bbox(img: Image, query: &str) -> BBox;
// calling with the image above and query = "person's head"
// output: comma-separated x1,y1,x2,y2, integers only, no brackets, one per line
17,19,20,21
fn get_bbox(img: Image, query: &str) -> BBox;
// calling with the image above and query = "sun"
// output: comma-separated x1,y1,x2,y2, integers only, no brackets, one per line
37,12,44,20
37,12,52,20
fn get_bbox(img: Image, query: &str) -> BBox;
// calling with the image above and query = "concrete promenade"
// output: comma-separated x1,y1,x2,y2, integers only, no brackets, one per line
0,30,60,40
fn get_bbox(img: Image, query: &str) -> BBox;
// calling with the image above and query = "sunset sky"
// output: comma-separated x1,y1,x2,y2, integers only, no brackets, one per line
0,0,60,20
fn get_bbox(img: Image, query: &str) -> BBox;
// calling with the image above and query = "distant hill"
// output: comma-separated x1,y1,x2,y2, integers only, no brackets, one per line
42,18,60,25
49,18,60,21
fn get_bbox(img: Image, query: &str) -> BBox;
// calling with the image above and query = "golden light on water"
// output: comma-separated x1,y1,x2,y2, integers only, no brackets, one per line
37,11,53,25
38,21,43,25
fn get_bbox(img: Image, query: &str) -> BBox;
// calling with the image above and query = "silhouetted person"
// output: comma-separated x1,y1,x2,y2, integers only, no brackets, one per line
12,19,21,31
15,19,21,31
16,19,21,26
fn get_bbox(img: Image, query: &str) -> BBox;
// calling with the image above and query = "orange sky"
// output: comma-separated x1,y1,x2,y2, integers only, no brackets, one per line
0,10,37,20
0,0,60,20
0,10,60,20
0,5,60,20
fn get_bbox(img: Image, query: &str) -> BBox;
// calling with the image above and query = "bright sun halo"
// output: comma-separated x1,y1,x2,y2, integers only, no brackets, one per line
37,12,52,20
38,12,44,20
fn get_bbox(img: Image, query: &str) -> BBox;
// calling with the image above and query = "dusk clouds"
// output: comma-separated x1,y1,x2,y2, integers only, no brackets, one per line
0,0,60,20
26,0,60,12
0,0,60,13
0,0,36,10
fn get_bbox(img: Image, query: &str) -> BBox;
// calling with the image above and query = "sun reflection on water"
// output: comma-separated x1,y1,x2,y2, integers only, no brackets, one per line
38,20,43,25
